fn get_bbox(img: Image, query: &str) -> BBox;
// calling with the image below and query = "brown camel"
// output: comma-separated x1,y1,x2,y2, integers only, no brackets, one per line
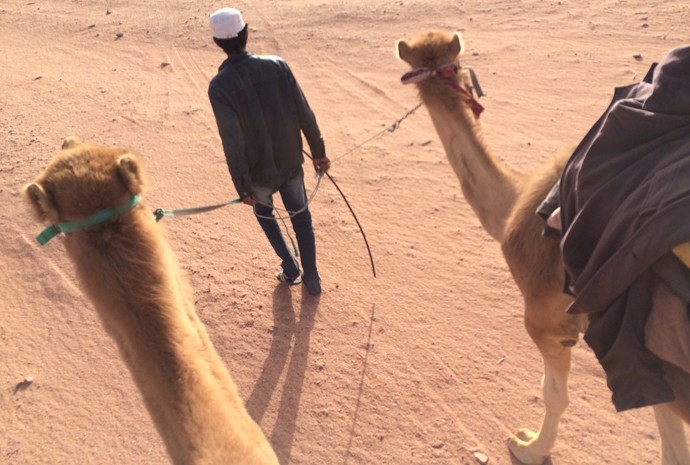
397,31,690,465
23,137,279,465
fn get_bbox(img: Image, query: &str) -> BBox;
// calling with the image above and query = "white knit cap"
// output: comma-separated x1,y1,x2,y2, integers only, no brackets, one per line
210,8,246,39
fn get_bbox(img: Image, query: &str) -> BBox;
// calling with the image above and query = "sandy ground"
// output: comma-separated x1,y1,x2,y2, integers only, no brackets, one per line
2,1,689,464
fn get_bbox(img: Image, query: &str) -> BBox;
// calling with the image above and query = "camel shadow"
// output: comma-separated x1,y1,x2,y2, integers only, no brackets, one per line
245,285,319,465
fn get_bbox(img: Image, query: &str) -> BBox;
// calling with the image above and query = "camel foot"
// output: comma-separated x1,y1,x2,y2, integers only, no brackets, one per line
507,429,550,465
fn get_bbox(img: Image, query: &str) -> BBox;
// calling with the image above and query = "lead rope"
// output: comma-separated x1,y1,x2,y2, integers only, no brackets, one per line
251,171,325,258
252,171,323,220
303,150,377,278
154,198,242,221
331,102,423,165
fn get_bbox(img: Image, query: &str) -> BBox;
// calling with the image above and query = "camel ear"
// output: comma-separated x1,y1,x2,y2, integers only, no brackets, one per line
118,154,145,195
61,135,83,150
23,182,60,223
396,40,412,61
449,33,464,56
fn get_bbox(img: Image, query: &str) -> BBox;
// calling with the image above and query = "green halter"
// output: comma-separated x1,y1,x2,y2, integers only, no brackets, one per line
35,194,142,246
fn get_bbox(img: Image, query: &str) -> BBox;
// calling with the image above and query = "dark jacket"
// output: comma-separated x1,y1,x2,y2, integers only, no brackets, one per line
208,51,326,197
559,44,690,411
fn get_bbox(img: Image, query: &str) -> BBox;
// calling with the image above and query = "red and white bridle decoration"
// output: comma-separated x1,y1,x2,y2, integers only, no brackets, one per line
401,63,484,119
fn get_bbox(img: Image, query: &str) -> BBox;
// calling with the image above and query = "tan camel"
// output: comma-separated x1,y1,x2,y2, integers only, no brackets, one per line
23,137,279,465
397,31,690,465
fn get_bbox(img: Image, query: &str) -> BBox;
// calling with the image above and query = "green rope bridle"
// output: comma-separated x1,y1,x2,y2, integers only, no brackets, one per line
35,194,142,245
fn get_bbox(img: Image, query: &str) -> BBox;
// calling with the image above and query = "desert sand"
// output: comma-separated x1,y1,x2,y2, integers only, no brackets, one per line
1,1,689,464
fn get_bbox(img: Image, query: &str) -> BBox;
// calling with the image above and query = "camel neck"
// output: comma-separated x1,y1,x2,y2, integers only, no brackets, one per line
68,215,274,464
422,89,520,241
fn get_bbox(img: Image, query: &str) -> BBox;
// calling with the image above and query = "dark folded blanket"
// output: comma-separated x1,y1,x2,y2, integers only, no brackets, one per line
558,44,690,411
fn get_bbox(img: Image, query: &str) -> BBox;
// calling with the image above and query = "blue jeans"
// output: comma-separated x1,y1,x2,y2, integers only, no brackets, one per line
252,168,318,281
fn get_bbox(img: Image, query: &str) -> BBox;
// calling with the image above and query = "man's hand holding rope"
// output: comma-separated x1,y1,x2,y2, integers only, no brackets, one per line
313,156,331,174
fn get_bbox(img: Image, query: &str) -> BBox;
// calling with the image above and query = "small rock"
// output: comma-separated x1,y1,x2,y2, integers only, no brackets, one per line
431,440,445,449
160,62,171,68
14,376,33,393
87,24,95,29
473,451,490,464
115,32,124,40
106,9,112,15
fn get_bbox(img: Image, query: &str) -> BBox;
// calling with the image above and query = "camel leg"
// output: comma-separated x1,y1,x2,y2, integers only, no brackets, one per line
508,341,571,465
654,403,690,465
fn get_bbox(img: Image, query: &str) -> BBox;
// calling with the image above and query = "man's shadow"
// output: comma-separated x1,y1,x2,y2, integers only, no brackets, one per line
245,285,318,464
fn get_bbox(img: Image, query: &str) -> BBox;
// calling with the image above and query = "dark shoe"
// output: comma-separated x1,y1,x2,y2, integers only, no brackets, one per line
303,274,321,296
276,270,302,285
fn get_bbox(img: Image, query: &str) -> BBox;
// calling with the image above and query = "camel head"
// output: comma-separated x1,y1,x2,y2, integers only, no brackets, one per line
396,31,464,70
23,136,147,226
397,31,484,119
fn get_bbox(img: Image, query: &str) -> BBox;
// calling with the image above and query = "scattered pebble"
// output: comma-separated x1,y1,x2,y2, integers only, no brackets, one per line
633,54,643,61
473,451,490,464
14,376,33,393
115,32,124,40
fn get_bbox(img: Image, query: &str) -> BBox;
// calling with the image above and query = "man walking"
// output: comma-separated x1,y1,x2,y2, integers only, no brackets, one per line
208,7,330,295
